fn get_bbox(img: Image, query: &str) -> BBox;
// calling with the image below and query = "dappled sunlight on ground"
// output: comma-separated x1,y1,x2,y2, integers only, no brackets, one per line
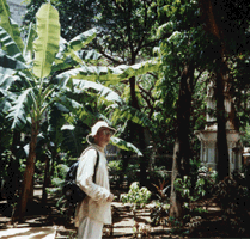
0,226,56,239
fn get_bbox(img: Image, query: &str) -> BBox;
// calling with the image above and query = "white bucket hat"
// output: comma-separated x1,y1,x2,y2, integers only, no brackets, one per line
86,121,117,143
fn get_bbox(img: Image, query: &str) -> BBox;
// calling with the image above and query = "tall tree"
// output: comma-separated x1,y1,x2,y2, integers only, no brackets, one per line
156,0,225,219
199,0,250,180
94,0,170,185
170,62,195,219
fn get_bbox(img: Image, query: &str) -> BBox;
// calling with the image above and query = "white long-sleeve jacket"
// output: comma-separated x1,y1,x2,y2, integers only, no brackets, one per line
74,145,112,226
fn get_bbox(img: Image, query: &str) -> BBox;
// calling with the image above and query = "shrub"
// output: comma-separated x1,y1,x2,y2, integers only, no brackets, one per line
54,164,69,179
120,182,152,208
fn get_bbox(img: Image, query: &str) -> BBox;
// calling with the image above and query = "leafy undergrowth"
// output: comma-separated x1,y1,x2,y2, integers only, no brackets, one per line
169,173,250,239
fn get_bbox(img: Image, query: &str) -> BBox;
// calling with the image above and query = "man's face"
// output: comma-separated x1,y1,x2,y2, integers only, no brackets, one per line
95,128,111,147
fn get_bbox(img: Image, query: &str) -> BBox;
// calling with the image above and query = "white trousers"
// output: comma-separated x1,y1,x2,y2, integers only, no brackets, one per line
78,216,104,239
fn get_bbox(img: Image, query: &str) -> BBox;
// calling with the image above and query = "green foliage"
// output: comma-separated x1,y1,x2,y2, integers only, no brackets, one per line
22,0,177,161
212,176,250,210
148,165,171,181
55,60,159,86
168,167,219,236
150,202,170,227
54,164,69,179
51,177,64,187
45,164,69,200
120,182,152,208
108,160,122,172
124,163,141,184
0,0,148,158
95,0,168,59
174,166,218,202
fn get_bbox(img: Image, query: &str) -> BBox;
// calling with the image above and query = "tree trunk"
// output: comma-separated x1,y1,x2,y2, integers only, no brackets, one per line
42,154,50,205
199,0,229,180
170,62,195,219
170,143,183,220
28,165,35,205
176,63,195,176
50,155,55,184
129,75,148,186
216,59,229,180
19,119,39,221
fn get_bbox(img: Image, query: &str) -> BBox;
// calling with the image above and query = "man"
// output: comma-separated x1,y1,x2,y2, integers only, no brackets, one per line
75,121,116,239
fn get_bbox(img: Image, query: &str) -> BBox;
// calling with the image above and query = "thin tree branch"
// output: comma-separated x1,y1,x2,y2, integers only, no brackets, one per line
138,84,154,119
95,43,126,65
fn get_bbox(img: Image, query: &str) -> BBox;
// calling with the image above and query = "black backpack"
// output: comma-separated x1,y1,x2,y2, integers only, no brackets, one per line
63,149,99,204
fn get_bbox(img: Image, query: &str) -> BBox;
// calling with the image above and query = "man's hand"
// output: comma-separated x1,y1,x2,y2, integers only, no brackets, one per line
106,194,115,202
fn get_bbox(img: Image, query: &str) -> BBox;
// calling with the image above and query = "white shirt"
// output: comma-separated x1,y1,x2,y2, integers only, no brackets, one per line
75,145,112,226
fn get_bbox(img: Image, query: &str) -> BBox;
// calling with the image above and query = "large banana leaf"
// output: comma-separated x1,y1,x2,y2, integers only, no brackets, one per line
56,60,160,86
7,88,35,129
52,48,100,74
66,79,123,103
110,136,142,156
0,0,24,54
0,26,24,62
69,29,97,52
50,91,98,126
33,4,60,79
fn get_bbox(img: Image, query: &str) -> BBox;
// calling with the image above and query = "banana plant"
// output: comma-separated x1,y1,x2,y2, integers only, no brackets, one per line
0,2,61,220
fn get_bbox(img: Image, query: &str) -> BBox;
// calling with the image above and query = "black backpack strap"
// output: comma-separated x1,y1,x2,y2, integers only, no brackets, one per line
93,150,99,184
